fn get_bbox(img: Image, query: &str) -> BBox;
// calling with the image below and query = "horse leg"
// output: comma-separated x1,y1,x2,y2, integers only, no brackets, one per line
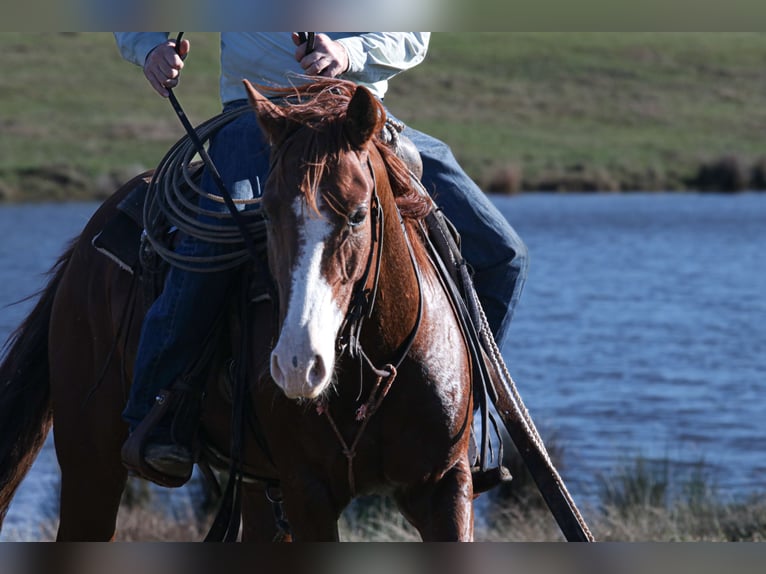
56,447,127,541
53,368,129,541
394,458,475,542
240,483,293,541
50,312,129,541
277,476,341,541
54,416,128,539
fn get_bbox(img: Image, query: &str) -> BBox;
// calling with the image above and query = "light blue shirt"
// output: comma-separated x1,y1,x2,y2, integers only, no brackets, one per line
114,32,430,103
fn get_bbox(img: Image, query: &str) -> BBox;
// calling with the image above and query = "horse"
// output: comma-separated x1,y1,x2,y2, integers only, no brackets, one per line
0,78,476,541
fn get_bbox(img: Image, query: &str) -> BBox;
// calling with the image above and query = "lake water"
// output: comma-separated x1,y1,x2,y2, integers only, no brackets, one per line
498,192,766,502
0,193,764,540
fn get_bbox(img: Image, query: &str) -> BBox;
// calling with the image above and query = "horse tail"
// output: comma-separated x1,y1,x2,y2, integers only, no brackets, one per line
0,238,76,527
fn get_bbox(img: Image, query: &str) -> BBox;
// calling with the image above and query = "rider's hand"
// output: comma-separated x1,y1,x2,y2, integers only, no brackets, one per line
143,38,190,97
293,33,349,78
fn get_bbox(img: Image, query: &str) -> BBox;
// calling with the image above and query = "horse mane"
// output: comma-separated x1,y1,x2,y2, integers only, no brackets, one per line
261,78,431,220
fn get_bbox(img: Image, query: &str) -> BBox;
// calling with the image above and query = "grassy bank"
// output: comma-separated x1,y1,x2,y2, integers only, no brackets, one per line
2,32,766,201
14,456,763,541
113,454,766,541
6,436,761,542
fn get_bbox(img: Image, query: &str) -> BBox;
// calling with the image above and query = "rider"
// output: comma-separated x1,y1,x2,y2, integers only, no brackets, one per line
113,32,528,481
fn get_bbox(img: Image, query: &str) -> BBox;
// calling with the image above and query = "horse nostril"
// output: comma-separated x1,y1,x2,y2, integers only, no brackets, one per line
270,353,284,383
308,354,326,386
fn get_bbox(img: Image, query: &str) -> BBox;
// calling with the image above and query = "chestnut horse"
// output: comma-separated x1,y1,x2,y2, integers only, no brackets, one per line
0,78,475,541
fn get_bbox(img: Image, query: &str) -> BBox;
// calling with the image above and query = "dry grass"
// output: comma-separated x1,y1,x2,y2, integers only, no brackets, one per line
113,455,766,542
105,490,766,542
6,448,763,542
113,506,211,542
17,487,766,542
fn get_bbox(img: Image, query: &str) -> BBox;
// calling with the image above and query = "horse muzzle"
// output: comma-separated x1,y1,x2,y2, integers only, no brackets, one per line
270,339,335,400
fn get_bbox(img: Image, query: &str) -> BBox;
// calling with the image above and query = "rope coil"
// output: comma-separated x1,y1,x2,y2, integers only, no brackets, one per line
142,106,268,273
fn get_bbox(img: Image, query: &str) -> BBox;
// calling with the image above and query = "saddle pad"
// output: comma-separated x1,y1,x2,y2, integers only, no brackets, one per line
91,178,150,273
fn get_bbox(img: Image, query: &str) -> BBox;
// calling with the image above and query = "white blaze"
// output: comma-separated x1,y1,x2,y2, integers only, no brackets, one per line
270,197,345,399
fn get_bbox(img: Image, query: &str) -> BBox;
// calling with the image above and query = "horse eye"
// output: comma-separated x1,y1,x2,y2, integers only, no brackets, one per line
347,206,368,228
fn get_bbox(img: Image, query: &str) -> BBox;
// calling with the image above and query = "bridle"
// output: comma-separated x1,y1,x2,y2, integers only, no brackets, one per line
267,130,424,384
313,150,425,496
333,157,385,363
330,153,424,376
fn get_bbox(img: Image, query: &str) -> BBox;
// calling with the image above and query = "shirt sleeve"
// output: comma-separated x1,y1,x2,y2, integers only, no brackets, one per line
113,32,170,67
336,33,430,84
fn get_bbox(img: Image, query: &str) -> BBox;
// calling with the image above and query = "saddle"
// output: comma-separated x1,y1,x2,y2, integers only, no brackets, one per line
92,174,151,274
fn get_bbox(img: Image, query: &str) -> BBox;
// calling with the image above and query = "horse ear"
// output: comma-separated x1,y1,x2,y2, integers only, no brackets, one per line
344,85,381,149
243,79,290,143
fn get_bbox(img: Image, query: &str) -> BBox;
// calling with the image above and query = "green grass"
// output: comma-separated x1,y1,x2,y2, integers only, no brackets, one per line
0,32,221,200
3,32,766,200
389,32,766,190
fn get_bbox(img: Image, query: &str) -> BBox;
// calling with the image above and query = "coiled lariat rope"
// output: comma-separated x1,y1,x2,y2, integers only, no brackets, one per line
142,105,268,273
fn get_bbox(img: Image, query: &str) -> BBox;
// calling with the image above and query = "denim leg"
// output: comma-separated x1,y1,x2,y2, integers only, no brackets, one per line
123,104,270,429
402,125,529,349
123,238,235,428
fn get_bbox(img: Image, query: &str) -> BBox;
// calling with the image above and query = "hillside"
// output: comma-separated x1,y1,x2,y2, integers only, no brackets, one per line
2,32,766,201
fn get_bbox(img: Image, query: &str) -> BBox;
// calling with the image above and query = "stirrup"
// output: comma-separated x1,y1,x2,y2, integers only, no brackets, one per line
143,442,194,479
471,464,513,496
121,389,195,488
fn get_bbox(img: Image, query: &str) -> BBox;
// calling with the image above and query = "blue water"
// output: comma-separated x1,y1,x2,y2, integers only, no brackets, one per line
0,193,764,538
495,192,766,502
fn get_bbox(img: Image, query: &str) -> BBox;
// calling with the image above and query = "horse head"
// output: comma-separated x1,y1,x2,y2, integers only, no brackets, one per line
244,78,386,400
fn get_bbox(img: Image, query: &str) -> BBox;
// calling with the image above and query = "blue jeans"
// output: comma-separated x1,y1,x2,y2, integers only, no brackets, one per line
123,101,528,428
123,105,269,429
401,123,528,347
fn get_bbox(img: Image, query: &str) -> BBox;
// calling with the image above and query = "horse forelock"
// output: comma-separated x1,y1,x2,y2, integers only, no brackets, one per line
264,79,354,214
264,78,429,221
